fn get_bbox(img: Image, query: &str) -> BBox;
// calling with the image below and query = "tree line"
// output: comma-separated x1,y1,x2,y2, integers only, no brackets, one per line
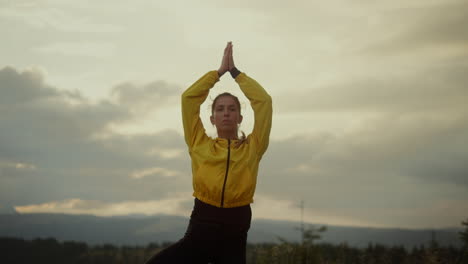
1,237,466,264
2,218,467,264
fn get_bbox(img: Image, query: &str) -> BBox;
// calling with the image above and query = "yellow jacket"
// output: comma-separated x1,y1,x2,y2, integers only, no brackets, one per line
181,71,272,208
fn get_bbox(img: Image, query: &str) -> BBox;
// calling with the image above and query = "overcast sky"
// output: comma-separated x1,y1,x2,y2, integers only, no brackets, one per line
1,0,467,229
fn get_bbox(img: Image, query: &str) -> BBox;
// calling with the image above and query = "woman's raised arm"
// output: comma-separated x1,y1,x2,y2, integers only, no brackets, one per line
229,42,272,156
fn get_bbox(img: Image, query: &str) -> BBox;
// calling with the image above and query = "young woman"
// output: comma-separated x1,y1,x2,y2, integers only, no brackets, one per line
144,42,272,264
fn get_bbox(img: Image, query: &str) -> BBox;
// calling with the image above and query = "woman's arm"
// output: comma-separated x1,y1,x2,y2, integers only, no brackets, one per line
235,72,272,157
182,43,231,149
181,71,219,150
228,42,273,156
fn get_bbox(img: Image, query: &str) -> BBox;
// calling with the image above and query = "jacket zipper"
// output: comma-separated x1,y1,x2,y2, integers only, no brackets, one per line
220,139,231,207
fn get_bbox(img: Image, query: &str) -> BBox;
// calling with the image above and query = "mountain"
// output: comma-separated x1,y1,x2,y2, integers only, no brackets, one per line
0,213,462,248
0,205,17,214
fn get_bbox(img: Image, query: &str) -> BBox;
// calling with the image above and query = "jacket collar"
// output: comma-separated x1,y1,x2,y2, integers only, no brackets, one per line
215,137,239,147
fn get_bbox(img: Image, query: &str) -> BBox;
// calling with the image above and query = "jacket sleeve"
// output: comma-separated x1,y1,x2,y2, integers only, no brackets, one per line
181,71,219,150
235,72,272,157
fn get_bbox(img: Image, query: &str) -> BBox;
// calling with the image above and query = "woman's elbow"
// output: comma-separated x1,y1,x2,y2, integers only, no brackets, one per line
263,94,273,106
181,91,191,105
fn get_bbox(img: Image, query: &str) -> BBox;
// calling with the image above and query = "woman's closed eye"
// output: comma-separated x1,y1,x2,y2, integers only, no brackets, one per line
216,106,237,112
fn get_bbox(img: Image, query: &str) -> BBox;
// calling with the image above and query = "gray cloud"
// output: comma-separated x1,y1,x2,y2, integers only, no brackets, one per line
226,0,468,117
259,112,468,208
278,62,468,113
363,1,468,54
0,1,125,33
0,66,60,105
111,80,182,114
0,66,191,206
0,66,129,161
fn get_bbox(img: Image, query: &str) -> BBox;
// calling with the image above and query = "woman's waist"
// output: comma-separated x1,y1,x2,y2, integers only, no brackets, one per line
190,198,251,226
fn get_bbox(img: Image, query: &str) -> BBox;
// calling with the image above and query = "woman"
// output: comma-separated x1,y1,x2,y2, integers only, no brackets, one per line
145,42,272,264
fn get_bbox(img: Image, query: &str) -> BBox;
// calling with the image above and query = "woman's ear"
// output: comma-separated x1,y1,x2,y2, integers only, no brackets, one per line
210,115,215,125
238,114,243,124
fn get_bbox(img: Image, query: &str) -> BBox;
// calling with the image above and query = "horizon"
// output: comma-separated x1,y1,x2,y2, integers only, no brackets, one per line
1,210,464,251
3,208,465,231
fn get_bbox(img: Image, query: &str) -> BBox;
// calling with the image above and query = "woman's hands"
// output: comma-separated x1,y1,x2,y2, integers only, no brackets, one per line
217,42,236,77
227,42,236,71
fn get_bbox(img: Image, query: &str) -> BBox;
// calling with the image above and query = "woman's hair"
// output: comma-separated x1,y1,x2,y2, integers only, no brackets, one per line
211,92,241,115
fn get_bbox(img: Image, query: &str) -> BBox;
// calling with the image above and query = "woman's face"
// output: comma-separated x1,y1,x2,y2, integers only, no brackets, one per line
210,96,243,134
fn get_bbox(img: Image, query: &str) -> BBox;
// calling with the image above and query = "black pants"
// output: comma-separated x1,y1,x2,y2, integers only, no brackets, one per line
144,198,252,264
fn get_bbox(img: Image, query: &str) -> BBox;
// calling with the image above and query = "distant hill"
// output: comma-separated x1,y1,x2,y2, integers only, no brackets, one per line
0,213,462,248
0,205,17,214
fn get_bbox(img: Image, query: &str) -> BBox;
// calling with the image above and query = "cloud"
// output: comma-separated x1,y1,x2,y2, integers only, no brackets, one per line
213,0,468,120
252,195,383,227
14,194,466,228
147,147,184,159
0,66,130,161
362,0,468,55
0,161,37,178
110,80,182,115
0,66,59,105
0,2,124,33
277,51,468,114
130,167,181,179
15,196,193,217
33,41,117,57
0,66,191,206
262,112,468,191
254,112,468,228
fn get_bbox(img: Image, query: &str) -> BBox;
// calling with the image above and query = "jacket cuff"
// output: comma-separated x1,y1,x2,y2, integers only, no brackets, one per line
230,67,241,79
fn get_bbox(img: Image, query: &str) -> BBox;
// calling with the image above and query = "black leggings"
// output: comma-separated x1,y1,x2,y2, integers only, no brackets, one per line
144,198,252,264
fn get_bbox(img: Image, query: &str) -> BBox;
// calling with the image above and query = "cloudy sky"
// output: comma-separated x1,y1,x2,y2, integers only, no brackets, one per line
1,0,467,229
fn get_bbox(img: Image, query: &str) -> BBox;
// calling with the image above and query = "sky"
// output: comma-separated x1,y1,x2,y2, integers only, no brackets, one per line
1,0,467,229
